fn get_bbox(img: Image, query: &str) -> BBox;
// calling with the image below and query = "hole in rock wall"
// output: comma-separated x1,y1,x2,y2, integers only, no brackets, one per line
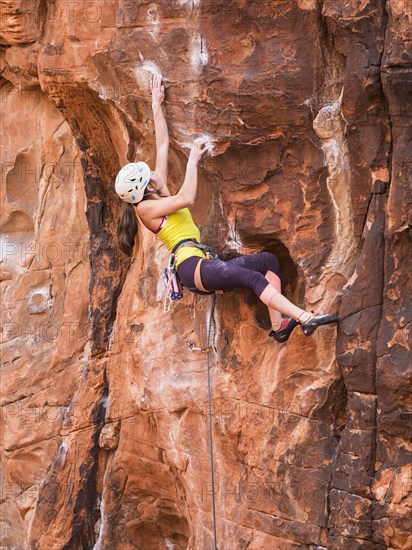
127,512,189,550
0,210,35,266
172,407,188,420
272,239,304,306
1,150,37,268
234,234,305,330
0,210,34,234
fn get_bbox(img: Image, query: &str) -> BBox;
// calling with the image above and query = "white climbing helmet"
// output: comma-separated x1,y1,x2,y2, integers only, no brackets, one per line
115,161,151,204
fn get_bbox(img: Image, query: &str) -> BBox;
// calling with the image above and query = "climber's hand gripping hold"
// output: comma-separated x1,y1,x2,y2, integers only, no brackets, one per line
150,73,165,107
189,137,209,164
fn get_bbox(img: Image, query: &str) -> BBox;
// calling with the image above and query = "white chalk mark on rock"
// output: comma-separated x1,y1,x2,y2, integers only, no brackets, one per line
27,285,52,314
191,34,208,73
313,88,356,277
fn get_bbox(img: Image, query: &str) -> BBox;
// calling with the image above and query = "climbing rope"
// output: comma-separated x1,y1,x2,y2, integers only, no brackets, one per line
187,293,218,550
206,293,218,550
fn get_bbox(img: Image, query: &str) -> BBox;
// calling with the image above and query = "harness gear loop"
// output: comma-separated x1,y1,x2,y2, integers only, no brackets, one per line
162,250,184,306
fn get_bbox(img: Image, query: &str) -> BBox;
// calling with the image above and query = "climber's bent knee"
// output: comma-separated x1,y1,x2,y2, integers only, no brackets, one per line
259,284,279,307
262,252,281,277
265,270,281,292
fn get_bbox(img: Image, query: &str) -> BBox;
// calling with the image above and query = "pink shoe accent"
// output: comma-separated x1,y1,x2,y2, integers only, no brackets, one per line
280,317,291,330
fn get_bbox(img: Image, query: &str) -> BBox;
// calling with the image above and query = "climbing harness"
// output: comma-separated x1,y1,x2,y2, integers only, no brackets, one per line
172,238,219,261
187,293,218,550
162,239,220,312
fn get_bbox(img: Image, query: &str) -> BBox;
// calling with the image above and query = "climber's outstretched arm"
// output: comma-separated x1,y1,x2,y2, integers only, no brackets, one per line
151,74,171,195
136,138,208,219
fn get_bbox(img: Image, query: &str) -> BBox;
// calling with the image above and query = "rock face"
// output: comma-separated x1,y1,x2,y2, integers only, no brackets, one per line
0,1,410,548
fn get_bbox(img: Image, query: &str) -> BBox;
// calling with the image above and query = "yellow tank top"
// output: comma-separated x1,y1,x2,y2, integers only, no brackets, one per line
156,208,206,268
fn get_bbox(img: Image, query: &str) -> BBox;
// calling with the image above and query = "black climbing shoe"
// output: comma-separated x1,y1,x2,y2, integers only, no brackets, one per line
269,318,298,343
300,311,339,336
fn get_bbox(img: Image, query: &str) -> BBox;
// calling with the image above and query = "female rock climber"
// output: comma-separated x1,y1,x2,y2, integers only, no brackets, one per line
115,74,339,343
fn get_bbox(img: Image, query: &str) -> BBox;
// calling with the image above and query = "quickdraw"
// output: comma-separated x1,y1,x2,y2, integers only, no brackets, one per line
162,252,184,312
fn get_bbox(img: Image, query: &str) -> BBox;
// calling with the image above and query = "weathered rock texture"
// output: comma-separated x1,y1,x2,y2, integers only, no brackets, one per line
1,1,411,549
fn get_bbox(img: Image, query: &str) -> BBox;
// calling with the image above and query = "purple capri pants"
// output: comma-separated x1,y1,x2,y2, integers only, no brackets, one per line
177,251,280,297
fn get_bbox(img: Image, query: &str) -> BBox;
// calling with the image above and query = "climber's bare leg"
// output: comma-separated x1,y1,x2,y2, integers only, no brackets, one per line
265,270,283,330
260,279,340,339
259,283,311,323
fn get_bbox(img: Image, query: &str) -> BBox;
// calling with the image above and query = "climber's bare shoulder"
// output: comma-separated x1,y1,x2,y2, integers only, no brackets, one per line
136,194,186,223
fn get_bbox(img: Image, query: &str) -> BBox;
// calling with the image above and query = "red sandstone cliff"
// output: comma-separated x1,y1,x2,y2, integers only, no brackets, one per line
0,1,411,549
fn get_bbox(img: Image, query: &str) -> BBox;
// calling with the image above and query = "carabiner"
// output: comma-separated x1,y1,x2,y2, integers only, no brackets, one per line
168,253,176,269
